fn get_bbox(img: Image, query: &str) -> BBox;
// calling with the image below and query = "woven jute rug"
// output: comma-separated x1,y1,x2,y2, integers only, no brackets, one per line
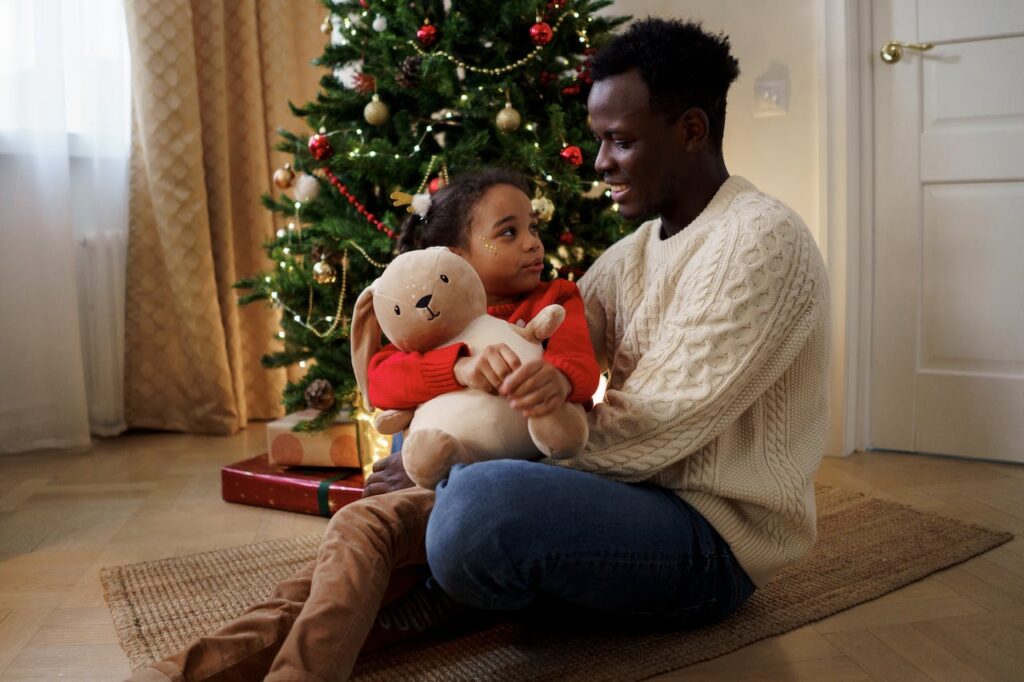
101,486,1012,680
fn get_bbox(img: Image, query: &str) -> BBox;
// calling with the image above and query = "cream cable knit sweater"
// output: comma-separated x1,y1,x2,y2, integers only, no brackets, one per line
571,176,829,587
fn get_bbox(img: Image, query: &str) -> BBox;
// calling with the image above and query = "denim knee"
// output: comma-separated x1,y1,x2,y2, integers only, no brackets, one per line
425,460,536,610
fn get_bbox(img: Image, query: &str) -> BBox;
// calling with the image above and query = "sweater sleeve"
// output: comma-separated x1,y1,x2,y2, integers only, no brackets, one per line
578,262,612,373
564,213,827,481
366,343,468,410
543,281,601,403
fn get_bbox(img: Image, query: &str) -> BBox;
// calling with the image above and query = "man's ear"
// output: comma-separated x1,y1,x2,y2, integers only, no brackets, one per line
675,107,710,153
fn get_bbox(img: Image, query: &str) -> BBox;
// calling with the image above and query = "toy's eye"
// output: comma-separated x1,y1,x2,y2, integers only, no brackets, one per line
394,305,401,315
439,274,449,283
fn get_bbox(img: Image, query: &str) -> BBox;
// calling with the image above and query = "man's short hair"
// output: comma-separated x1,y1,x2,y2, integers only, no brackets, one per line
590,18,740,150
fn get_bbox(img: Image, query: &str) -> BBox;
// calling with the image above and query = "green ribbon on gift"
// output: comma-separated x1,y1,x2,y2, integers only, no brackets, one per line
317,473,349,517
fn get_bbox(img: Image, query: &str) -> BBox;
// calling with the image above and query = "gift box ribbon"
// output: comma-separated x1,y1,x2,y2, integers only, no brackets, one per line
317,473,350,517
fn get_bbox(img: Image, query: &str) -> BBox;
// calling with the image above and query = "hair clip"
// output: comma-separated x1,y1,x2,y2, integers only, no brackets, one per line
390,191,432,218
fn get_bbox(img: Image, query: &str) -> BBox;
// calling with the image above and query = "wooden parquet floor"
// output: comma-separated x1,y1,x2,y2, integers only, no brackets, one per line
0,426,1021,680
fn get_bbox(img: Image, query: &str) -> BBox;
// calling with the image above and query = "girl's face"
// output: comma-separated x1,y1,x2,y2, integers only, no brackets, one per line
456,184,544,306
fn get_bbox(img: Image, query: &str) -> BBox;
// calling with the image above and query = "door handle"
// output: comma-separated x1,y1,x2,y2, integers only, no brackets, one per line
880,40,935,64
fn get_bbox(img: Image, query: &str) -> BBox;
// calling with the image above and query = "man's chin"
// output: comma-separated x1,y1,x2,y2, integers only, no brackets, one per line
617,203,653,222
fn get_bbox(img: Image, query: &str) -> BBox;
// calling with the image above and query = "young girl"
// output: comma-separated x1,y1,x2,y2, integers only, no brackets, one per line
367,167,600,428
129,169,600,682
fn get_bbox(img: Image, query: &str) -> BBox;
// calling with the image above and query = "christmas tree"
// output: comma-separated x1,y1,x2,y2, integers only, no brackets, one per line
236,0,628,430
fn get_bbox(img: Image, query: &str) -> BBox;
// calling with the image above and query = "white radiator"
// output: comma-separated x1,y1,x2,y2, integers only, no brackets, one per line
75,229,127,436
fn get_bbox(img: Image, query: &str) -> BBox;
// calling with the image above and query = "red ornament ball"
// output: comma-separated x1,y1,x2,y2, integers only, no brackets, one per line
539,70,556,87
547,0,567,9
417,22,439,47
559,231,575,245
530,21,553,46
559,145,583,167
359,0,369,7
561,84,580,96
308,133,334,161
428,177,446,194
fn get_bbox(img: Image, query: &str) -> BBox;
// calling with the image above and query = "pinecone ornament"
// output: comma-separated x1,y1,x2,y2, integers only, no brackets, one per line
397,56,423,89
304,378,336,411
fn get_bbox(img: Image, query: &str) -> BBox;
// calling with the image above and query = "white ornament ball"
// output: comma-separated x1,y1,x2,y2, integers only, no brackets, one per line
293,173,321,203
372,14,387,31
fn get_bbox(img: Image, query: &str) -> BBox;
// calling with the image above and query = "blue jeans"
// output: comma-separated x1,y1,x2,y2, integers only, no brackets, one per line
425,459,755,628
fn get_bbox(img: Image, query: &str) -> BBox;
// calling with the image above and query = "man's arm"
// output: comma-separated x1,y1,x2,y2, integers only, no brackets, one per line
564,217,828,480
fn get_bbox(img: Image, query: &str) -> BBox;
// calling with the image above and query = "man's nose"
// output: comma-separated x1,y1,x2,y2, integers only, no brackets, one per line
594,140,613,173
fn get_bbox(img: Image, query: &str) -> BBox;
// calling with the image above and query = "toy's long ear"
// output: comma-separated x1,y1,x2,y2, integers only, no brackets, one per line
350,283,380,411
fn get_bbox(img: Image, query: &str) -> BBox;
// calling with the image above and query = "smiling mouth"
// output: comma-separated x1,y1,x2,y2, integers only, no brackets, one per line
608,182,630,197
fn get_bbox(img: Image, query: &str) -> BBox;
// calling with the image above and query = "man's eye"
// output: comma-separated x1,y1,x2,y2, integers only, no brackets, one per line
614,140,632,150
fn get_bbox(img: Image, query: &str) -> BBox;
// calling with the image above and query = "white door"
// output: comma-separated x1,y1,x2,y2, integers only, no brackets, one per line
870,0,1024,463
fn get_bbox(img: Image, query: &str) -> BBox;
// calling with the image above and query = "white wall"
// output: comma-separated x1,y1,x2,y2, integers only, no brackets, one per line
604,0,822,241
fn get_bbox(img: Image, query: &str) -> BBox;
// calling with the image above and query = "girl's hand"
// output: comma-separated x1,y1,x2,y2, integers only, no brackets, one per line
454,343,521,393
362,450,415,497
499,360,572,417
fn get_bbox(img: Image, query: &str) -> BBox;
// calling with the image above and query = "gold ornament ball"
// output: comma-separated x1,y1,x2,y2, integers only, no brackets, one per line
273,163,295,189
495,102,521,133
532,194,555,222
313,260,337,284
364,94,390,126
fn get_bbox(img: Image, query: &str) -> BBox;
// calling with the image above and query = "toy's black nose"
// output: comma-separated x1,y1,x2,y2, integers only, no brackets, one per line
416,294,432,309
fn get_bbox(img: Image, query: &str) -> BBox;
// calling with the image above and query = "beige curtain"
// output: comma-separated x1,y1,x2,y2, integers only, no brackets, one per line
123,0,325,434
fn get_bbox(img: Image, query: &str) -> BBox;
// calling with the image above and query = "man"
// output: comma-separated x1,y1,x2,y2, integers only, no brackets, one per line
133,17,828,682
424,16,829,617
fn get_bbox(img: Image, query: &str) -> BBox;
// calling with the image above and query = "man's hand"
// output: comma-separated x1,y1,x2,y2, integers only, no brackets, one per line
362,450,415,497
453,343,521,393
499,359,572,418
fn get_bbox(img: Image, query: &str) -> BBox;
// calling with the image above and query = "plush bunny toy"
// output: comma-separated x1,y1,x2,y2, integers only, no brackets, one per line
350,246,588,489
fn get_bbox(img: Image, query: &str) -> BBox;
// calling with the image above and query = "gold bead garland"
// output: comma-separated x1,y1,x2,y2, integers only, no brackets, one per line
273,241,388,341
407,11,574,76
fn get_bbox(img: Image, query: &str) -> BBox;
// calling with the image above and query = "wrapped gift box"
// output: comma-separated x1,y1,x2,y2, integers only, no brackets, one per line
221,453,365,517
267,408,392,474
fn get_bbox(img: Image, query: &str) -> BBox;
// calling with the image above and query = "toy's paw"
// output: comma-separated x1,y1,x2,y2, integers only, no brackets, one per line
374,409,414,435
523,304,565,343
403,429,468,489
528,402,588,459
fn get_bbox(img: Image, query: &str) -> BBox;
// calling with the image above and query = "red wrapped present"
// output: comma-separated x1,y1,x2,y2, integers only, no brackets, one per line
221,453,365,517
